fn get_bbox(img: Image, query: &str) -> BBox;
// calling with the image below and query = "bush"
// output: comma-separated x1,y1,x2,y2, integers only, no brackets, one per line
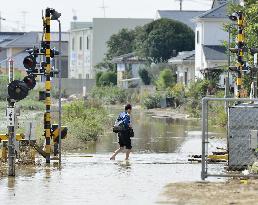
0,76,8,100
63,100,107,142
98,71,117,86
90,86,127,104
185,79,209,117
138,68,151,85
96,72,103,87
17,99,45,111
156,68,176,90
167,83,186,107
186,79,209,99
142,93,162,109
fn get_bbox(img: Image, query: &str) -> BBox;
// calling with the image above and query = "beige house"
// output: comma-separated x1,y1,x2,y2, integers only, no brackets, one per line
169,50,195,86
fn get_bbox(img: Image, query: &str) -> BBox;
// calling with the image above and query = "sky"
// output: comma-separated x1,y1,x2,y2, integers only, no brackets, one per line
0,0,213,32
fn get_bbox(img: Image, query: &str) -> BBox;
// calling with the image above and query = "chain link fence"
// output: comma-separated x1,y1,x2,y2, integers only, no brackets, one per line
201,97,258,180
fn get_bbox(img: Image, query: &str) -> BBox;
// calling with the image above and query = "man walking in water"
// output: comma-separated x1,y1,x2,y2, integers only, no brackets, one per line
110,104,132,160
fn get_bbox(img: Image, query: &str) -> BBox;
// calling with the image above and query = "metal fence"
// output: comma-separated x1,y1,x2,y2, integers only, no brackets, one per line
201,97,258,180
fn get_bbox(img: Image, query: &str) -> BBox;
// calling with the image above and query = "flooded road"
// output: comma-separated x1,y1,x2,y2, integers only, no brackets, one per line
0,109,226,205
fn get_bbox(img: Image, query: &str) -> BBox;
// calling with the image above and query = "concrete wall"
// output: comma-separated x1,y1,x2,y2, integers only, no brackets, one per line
92,18,153,68
52,78,96,96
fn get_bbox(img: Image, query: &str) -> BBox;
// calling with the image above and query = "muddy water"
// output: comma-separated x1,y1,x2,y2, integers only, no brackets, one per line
0,109,226,205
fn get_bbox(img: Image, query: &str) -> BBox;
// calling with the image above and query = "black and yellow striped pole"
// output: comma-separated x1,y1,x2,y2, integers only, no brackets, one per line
44,8,51,163
236,12,245,98
229,11,246,99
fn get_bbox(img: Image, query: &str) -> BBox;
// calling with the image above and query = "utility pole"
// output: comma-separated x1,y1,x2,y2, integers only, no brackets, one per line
179,0,182,11
175,0,183,11
7,58,16,176
21,11,28,32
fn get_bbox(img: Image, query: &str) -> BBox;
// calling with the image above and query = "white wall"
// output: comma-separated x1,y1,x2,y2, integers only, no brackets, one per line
195,22,203,79
203,20,228,45
69,28,93,79
195,18,228,79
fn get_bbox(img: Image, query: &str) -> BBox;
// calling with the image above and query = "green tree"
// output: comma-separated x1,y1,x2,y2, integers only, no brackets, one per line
138,68,151,85
98,71,117,86
135,19,195,63
156,68,176,90
106,28,137,60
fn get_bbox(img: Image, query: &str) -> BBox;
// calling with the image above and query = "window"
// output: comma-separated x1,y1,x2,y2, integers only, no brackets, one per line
86,74,90,79
197,31,200,44
86,36,89,50
184,72,188,85
79,36,82,50
72,37,75,50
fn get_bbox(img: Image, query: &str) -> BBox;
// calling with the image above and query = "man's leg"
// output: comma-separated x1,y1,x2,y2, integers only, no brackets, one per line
125,149,131,160
110,147,124,160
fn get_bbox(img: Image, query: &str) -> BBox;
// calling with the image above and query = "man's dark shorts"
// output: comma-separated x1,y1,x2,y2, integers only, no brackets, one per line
118,131,132,149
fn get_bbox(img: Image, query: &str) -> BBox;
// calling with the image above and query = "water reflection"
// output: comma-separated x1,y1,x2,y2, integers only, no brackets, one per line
8,177,15,189
93,109,201,154
115,160,132,173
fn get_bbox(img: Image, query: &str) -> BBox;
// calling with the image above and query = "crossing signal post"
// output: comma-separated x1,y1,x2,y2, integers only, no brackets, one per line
229,11,246,98
42,8,62,163
2,7,66,176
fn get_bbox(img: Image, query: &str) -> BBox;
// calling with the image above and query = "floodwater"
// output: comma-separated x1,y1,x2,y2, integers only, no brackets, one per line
0,109,226,205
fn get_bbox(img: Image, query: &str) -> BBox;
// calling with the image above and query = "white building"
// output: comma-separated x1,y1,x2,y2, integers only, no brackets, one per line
69,22,93,79
69,18,152,79
194,1,229,79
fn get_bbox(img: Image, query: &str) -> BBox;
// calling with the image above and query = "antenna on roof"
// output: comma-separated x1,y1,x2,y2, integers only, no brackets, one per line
72,9,78,21
99,0,108,18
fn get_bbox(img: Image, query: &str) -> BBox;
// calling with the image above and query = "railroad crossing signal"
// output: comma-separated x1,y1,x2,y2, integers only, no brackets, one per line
228,11,246,98
2,7,66,176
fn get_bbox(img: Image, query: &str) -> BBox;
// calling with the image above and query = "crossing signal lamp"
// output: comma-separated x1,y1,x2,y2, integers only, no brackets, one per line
23,55,37,74
228,12,238,21
50,9,61,20
23,75,36,90
8,80,29,101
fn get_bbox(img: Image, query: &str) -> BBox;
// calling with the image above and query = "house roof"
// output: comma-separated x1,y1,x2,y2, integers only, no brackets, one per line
195,3,228,19
2,32,69,48
168,50,195,64
202,45,227,61
212,0,228,8
157,10,205,30
112,53,147,64
0,32,25,47
4,32,39,48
